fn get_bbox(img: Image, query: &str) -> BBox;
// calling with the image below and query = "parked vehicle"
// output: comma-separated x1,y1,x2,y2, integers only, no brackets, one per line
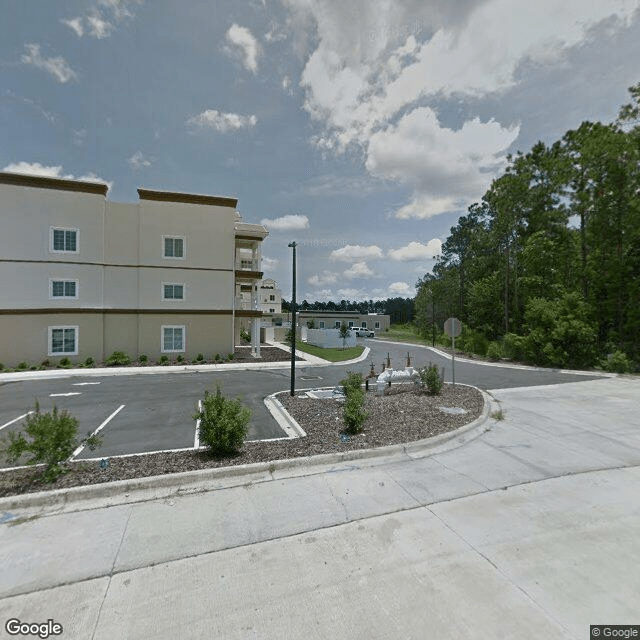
353,327,375,337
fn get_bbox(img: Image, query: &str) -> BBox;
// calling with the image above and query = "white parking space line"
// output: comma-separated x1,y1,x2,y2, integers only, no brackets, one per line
69,404,126,460
0,412,34,432
194,400,202,449
72,382,101,386
50,392,82,397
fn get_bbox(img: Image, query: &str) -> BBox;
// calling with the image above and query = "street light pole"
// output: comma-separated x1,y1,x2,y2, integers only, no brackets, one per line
288,241,297,396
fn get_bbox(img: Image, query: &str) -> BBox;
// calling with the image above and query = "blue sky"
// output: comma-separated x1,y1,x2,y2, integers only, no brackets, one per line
2,0,640,302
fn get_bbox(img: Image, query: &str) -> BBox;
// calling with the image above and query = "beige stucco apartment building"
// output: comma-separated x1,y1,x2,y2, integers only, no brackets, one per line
0,172,268,367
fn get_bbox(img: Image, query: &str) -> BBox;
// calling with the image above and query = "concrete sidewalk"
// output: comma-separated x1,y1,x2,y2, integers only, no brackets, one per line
0,377,638,639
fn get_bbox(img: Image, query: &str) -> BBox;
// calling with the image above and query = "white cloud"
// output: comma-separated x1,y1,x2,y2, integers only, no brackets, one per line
307,270,338,286
305,289,334,301
280,0,638,216
61,17,84,37
187,110,257,133
262,256,279,271
388,281,413,296
336,288,361,298
225,24,262,73
21,44,77,83
72,129,87,146
388,239,443,261
2,162,113,190
127,151,152,170
344,261,374,279
330,244,383,261
87,11,113,38
260,214,310,230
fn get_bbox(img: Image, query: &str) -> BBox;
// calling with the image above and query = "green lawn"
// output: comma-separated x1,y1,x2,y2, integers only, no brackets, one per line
294,342,365,362
383,324,434,347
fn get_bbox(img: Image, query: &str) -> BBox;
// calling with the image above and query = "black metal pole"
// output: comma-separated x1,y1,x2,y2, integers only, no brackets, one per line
289,241,297,396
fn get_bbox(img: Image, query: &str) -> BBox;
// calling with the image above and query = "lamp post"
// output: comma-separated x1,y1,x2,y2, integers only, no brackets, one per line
288,241,297,396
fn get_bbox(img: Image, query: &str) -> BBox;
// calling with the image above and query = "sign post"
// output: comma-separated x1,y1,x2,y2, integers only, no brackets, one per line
444,317,462,387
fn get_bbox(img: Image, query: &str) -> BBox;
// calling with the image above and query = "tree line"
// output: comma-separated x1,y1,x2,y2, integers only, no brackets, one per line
281,297,415,323
414,83,640,371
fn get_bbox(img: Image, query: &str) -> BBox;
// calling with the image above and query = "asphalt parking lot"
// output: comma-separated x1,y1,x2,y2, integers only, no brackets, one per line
0,339,606,468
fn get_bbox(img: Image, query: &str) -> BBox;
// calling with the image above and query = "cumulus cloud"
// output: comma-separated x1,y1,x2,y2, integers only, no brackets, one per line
329,244,383,261
224,24,262,73
260,214,310,230
61,17,84,37
21,44,77,83
343,261,374,279
187,110,257,133
86,11,113,38
388,239,443,261
307,271,338,286
3,161,113,190
388,281,413,296
280,0,638,217
127,151,152,170
61,1,142,39
262,257,279,271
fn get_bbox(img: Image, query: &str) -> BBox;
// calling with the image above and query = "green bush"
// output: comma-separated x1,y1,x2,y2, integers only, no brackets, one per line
106,351,131,366
343,387,368,433
604,350,631,373
226,353,234,361
29,365,37,371
176,354,184,363
240,328,251,342
41,359,50,368
284,329,295,346
84,356,95,367
138,354,148,364
340,371,364,395
57,357,72,369
214,353,221,362
503,333,526,361
0,363,4,371
159,355,169,365
486,341,503,361
194,384,251,456
419,365,443,395
196,353,205,362
17,362,27,371
0,403,102,482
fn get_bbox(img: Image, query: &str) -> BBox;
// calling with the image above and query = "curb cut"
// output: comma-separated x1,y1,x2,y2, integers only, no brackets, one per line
0,386,496,513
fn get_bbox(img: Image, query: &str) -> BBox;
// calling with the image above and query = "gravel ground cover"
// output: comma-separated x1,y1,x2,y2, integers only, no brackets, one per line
0,383,483,498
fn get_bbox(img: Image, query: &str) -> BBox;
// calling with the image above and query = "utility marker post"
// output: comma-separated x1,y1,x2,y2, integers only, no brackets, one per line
444,317,462,388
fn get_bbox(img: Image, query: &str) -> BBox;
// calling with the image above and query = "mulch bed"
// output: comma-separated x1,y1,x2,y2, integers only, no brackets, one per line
0,384,483,498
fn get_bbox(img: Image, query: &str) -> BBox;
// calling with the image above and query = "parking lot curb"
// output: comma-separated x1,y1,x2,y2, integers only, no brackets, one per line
0,387,496,513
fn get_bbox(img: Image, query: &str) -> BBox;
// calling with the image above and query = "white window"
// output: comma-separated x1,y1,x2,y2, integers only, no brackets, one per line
49,279,78,299
319,321,325,329
348,321,354,328
162,325,185,352
50,227,78,253
375,321,380,329
162,283,184,300
269,295,275,301
335,321,340,328
361,321,367,328
48,326,78,355
163,236,185,259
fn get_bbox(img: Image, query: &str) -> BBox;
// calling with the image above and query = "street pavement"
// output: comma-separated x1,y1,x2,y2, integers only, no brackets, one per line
0,374,638,639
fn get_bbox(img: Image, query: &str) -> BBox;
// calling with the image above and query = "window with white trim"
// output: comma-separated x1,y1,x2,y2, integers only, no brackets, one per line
375,321,380,329
319,321,325,329
48,326,78,355
162,283,184,300
163,236,185,259
50,228,78,253
162,325,185,352
50,279,78,299
348,321,354,328
335,321,340,328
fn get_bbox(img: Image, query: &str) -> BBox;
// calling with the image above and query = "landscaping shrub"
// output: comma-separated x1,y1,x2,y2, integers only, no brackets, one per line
0,363,4,371
159,355,169,365
196,353,205,362
106,351,131,366
486,341,503,361
84,356,95,367
41,359,50,368
240,328,251,342
29,365,37,371
194,384,250,456
503,333,527,361
176,355,184,363
226,353,234,361
0,403,102,482
138,354,148,364
419,365,443,395
214,353,221,362
340,371,368,433
57,357,72,369
17,362,27,371
604,350,631,373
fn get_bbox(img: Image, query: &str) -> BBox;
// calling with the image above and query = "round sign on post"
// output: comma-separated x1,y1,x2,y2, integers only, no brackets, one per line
444,317,462,338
